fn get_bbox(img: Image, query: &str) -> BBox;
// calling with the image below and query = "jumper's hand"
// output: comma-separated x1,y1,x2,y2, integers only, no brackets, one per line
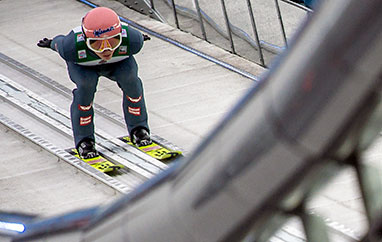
37,38,52,48
143,34,151,41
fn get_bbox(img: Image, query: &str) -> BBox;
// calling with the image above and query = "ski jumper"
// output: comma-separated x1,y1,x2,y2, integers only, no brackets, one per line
50,23,149,147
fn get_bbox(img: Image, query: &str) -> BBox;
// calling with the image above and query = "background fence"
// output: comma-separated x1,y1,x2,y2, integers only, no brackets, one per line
118,0,313,67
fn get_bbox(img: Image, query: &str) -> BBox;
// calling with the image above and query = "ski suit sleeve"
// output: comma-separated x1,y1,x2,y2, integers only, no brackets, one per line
50,31,77,62
128,27,144,55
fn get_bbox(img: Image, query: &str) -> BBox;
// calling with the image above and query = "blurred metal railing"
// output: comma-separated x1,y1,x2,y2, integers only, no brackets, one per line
1,0,381,241
117,0,313,67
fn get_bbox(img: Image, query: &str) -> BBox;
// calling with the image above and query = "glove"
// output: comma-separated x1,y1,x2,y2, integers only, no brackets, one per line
37,38,52,48
143,34,151,41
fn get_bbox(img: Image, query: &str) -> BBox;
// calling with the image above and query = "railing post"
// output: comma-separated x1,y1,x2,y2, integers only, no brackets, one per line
150,0,155,10
274,0,288,47
193,0,208,41
246,0,266,67
170,0,180,29
220,0,236,54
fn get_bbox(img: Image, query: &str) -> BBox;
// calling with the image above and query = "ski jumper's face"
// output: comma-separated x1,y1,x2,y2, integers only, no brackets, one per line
95,49,115,61
82,7,123,62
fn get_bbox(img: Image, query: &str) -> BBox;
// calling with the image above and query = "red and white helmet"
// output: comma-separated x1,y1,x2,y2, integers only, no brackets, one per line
82,7,121,38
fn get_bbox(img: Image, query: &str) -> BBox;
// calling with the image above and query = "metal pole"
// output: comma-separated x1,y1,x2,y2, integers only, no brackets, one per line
246,0,265,67
193,0,208,41
150,0,155,11
274,0,288,47
170,0,180,29
221,0,236,54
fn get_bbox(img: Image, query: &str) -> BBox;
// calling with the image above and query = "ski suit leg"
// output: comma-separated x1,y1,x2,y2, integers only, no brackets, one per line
105,56,149,135
67,62,99,147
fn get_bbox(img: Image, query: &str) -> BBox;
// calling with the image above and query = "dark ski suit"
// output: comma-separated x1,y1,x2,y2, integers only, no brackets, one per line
49,23,149,147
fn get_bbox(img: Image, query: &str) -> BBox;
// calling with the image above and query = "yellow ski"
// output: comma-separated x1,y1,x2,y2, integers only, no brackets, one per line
119,136,182,161
67,149,124,173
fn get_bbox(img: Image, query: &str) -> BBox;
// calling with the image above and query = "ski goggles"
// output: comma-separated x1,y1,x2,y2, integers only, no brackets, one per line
86,33,122,53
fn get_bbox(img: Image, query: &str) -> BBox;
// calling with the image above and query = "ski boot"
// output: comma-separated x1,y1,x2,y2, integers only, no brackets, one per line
131,127,152,147
77,138,99,159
